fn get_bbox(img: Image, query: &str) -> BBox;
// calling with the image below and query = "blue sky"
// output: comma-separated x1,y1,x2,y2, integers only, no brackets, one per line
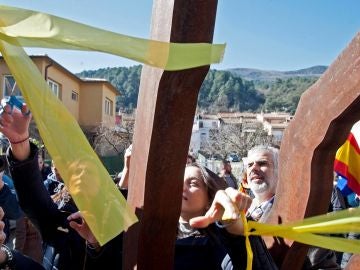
0,0,359,72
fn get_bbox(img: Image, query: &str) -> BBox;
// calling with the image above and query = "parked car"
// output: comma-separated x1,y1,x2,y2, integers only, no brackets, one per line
210,153,223,160
226,153,240,162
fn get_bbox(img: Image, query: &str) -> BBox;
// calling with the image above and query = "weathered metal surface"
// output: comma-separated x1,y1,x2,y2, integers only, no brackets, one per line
264,32,360,269
123,0,218,269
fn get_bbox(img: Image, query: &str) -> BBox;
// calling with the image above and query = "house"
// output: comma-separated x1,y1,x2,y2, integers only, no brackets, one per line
190,111,293,154
0,55,119,132
218,112,259,132
257,112,293,142
190,114,220,153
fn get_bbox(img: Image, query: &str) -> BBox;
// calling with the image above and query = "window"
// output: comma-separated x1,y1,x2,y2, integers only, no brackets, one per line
71,91,79,101
3,75,22,97
105,98,113,116
47,79,60,98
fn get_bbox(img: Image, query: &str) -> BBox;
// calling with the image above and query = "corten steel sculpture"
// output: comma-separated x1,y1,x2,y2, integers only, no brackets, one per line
123,0,219,269
264,32,360,269
123,0,360,267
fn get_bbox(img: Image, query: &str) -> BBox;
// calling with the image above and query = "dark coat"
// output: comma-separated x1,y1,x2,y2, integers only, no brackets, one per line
7,143,122,270
174,225,247,270
0,177,22,243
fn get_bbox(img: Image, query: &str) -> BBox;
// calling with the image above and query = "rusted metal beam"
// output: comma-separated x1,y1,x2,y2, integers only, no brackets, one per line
264,32,360,269
123,0,218,269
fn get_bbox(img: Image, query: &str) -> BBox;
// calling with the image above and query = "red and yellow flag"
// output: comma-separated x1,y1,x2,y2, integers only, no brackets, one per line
334,121,360,195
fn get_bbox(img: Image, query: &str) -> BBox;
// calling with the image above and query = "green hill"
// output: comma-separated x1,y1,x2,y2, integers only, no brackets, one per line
227,65,327,81
77,65,325,115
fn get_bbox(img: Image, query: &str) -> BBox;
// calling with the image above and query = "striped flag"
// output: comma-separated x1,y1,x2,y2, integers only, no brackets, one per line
334,121,360,195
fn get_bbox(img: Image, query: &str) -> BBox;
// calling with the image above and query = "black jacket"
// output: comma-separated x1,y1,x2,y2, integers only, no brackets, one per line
7,143,122,270
175,225,247,270
0,182,22,243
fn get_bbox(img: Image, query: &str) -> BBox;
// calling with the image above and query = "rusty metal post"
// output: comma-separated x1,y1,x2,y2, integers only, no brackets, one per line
264,32,360,269
123,0,218,269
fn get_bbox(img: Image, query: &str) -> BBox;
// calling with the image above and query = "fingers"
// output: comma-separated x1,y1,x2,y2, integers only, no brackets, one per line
68,212,84,231
189,191,230,228
226,187,252,213
0,103,31,126
0,211,5,245
0,229,6,245
0,106,14,127
21,104,31,117
2,104,12,115
69,220,82,231
219,188,242,220
189,215,212,228
221,188,252,220
190,188,252,228
67,211,83,222
210,187,252,221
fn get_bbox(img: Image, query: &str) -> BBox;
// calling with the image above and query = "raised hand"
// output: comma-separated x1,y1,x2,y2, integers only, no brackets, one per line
0,103,31,143
0,103,32,161
189,187,252,235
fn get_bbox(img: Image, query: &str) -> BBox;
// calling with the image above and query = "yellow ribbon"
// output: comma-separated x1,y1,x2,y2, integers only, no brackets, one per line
240,212,253,270
0,5,225,71
243,208,360,270
0,4,226,245
0,37,138,245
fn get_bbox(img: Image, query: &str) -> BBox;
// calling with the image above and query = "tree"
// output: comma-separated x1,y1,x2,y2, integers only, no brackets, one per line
89,121,134,157
201,123,275,159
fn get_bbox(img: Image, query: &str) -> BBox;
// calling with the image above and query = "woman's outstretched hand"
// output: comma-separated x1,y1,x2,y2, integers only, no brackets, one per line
189,187,252,235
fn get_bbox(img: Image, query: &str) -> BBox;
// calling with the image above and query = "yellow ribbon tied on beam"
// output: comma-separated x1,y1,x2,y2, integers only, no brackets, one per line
0,5,225,71
0,4,226,245
242,208,360,270
0,39,138,245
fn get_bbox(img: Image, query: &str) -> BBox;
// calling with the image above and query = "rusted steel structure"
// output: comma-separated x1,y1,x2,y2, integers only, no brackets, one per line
123,0,218,269
265,32,360,269
123,0,360,268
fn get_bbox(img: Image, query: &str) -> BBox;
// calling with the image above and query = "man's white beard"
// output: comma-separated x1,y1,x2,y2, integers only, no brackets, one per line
250,181,269,195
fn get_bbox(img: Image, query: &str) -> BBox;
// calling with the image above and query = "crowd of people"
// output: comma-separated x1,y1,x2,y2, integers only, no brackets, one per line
0,101,358,269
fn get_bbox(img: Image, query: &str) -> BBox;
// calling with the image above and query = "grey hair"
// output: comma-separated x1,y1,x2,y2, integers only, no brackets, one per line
247,145,279,176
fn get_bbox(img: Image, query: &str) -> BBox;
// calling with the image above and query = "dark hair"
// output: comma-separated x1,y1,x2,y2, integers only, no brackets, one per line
186,163,227,203
222,159,230,165
187,154,196,163
0,157,5,173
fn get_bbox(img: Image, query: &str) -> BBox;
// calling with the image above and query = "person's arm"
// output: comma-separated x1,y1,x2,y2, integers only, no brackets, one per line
7,143,69,242
118,168,129,189
117,144,132,189
0,104,70,241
